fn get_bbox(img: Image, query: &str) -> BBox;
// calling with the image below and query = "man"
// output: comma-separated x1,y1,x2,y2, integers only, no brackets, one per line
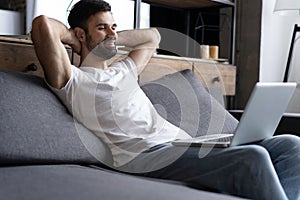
31,0,300,199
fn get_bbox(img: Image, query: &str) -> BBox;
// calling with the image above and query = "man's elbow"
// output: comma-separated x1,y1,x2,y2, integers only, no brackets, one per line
150,28,161,48
31,15,51,39
32,15,48,29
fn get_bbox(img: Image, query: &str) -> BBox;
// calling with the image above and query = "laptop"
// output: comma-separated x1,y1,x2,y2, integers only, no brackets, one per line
172,82,297,148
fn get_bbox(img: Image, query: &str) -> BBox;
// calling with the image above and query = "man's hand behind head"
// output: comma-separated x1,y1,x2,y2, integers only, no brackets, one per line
67,29,81,55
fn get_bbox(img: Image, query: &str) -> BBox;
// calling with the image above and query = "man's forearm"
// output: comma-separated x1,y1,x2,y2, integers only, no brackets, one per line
117,28,161,50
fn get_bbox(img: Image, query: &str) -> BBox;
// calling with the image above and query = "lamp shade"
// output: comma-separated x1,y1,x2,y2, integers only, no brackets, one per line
274,0,300,16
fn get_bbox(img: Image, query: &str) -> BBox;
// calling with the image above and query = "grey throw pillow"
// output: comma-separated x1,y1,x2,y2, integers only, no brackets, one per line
0,71,112,166
141,69,238,137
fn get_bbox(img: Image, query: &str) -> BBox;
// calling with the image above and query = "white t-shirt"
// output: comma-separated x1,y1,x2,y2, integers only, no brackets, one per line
49,57,190,167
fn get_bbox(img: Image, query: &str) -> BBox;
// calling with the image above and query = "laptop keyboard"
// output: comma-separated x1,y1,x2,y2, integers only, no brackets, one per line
205,135,234,143
172,133,235,147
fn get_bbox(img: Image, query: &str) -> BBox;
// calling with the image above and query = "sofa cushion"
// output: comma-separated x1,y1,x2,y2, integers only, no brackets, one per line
141,69,238,137
0,71,112,166
0,69,238,166
0,165,243,200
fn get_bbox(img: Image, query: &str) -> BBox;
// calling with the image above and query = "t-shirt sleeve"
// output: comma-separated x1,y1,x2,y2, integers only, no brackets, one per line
109,56,138,80
126,57,138,76
120,57,138,79
44,65,78,112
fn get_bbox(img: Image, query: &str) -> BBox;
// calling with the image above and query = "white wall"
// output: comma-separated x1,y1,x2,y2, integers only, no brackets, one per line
108,0,150,30
26,0,149,33
0,9,23,35
260,0,299,82
26,0,75,33
260,0,300,113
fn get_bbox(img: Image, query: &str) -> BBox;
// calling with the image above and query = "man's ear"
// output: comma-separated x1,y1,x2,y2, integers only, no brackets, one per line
74,27,86,42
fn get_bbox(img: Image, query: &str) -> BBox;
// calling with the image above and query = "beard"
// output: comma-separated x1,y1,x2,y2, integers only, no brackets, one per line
87,36,118,60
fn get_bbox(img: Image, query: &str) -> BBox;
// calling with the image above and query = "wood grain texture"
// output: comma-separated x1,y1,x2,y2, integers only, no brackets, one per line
0,37,73,77
0,41,44,77
139,56,236,96
0,37,236,95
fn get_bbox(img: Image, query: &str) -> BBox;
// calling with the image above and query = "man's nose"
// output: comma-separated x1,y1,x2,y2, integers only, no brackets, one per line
107,27,116,37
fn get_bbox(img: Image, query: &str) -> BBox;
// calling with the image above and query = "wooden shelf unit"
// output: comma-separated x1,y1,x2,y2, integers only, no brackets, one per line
142,0,234,9
134,0,236,64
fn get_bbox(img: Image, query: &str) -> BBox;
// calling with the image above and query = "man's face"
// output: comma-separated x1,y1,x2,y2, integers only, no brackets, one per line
84,11,118,60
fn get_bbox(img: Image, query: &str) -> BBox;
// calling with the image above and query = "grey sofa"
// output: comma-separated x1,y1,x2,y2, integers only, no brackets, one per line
0,69,242,200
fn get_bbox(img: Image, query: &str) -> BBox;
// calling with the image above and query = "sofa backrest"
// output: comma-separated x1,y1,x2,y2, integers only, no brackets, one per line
0,71,112,166
141,69,238,137
0,69,238,166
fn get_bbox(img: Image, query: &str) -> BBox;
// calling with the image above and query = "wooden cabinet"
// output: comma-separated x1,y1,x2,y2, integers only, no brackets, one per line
0,36,73,77
0,36,236,96
139,55,236,96
0,36,42,77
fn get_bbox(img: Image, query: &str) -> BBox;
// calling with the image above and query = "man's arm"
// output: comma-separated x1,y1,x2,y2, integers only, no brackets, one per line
31,15,81,89
117,28,160,73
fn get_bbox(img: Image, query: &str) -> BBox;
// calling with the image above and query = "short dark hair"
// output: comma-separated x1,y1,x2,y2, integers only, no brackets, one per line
68,0,111,30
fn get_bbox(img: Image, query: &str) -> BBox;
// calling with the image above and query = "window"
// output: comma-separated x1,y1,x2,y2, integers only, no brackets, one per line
27,0,149,33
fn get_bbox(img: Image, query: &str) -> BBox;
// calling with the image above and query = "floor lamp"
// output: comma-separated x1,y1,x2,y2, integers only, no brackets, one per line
274,0,300,82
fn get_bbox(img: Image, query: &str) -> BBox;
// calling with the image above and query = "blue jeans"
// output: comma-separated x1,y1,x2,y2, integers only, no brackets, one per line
117,135,300,200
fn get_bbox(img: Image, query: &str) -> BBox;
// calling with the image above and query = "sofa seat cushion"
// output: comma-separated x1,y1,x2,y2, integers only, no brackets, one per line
0,71,112,166
0,164,245,200
141,69,238,137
